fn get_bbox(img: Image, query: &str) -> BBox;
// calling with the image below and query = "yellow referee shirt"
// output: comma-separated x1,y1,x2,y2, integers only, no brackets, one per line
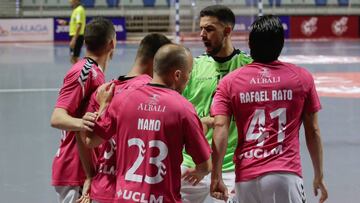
69,5,86,36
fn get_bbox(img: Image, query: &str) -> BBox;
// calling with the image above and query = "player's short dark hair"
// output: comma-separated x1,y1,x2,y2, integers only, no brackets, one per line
84,17,116,54
249,15,284,63
136,33,172,62
154,44,191,75
200,5,235,29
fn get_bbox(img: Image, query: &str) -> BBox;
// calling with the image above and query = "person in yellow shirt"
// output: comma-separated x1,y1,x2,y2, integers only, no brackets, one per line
58,0,86,64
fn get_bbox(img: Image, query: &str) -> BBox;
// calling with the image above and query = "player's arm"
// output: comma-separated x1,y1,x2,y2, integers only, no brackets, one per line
210,115,230,201
182,158,211,186
182,103,212,186
82,83,115,148
200,116,214,134
76,93,99,181
79,111,106,149
196,159,212,173
50,108,96,132
82,127,105,148
96,82,115,116
303,112,328,203
51,62,100,132
76,132,95,196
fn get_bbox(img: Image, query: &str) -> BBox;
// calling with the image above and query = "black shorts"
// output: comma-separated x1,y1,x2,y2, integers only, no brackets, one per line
70,35,84,57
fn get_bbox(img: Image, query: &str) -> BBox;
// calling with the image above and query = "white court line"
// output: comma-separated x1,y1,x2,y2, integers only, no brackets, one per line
280,55,360,64
0,88,59,93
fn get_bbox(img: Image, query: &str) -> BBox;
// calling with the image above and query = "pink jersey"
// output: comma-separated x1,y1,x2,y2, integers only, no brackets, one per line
52,58,105,186
87,75,152,202
211,61,321,182
94,84,211,203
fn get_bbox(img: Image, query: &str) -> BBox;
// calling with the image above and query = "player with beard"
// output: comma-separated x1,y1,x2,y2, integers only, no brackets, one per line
181,5,252,203
211,15,328,203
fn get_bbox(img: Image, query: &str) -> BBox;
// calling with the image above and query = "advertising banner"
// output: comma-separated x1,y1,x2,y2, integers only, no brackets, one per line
235,16,290,38
0,18,54,42
111,17,126,41
279,16,290,39
54,17,70,41
54,17,126,41
290,16,358,38
234,16,256,32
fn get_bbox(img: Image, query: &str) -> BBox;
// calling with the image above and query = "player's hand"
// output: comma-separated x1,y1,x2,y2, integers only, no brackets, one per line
96,82,115,107
70,37,76,49
200,116,214,134
313,176,328,203
76,193,91,203
56,19,67,25
210,178,229,201
181,168,208,186
81,112,98,132
82,177,92,196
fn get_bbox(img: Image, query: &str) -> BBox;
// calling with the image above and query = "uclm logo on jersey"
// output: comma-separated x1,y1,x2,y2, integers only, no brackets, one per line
117,189,163,203
301,17,318,36
332,17,348,36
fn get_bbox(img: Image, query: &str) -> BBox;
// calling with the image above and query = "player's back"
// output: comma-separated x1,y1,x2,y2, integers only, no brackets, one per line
112,84,203,202
214,60,321,182
87,74,152,112
89,74,152,202
58,57,104,117
52,57,104,186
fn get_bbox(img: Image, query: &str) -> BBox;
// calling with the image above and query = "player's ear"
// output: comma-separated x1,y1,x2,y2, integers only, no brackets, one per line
174,69,181,81
224,25,231,37
109,37,116,50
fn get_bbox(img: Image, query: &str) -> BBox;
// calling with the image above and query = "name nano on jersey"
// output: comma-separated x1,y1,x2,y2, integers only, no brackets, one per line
93,83,211,202
85,74,152,202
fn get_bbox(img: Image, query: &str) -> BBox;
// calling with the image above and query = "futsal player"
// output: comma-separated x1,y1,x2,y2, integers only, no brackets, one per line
50,17,116,203
84,44,212,202
210,15,328,203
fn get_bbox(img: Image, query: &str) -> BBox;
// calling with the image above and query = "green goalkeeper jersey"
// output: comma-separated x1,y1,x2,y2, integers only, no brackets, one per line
182,49,252,172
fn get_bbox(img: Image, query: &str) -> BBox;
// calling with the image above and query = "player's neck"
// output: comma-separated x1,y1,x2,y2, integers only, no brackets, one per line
72,3,80,9
214,40,234,58
150,76,170,88
127,59,152,77
85,54,107,72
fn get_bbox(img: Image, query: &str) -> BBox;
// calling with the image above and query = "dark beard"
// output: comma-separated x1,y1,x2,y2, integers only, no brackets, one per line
206,44,222,56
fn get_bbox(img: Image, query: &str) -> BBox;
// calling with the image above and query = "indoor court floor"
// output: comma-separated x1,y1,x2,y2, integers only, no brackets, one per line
0,40,359,202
